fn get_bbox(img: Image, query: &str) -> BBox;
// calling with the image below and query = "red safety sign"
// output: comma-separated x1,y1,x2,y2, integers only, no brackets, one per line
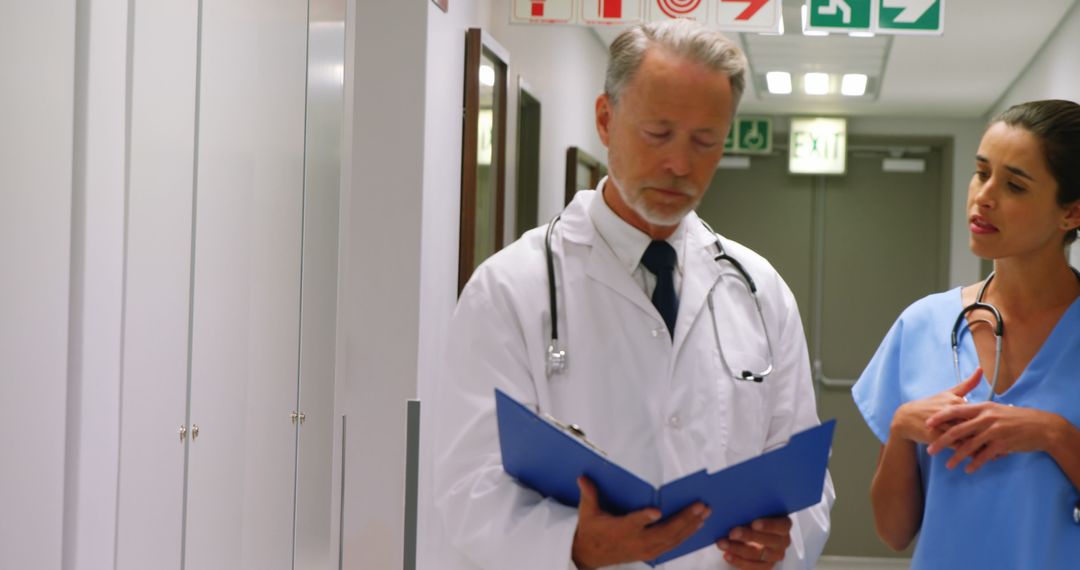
656,0,703,18
600,0,622,18
720,0,768,20
510,0,780,33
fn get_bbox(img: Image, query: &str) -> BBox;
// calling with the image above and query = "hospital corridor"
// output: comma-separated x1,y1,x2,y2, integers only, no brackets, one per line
4,0,1080,569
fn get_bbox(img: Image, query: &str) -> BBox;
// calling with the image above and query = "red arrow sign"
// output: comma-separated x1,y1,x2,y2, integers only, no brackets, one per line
721,0,768,20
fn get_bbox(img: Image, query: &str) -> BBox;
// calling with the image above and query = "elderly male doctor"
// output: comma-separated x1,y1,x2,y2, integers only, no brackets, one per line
434,20,834,570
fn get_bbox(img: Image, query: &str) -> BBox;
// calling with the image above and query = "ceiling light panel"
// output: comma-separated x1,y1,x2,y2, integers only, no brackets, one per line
766,71,792,94
841,74,868,96
804,72,830,95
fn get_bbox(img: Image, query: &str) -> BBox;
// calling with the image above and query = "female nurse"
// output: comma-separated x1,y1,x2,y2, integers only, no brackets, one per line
852,99,1080,568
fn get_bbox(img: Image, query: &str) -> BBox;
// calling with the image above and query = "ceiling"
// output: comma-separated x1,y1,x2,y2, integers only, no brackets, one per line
593,0,1077,118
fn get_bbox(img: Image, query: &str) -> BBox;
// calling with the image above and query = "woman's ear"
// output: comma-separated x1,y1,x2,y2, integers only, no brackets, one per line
1062,199,1080,232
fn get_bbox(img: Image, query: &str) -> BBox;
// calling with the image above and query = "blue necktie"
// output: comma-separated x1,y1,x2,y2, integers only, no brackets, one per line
641,240,678,339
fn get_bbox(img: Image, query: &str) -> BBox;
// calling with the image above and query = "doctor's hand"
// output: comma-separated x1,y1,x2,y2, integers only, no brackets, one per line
925,402,1067,473
716,515,792,569
571,476,710,569
890,368,982,445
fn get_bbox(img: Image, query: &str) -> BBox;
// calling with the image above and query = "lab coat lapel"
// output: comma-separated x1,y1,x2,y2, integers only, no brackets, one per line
672,215,723,353
584,236,659,321
559,191,663,324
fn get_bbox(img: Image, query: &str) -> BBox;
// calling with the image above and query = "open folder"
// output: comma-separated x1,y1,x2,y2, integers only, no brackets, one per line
495,389,835,566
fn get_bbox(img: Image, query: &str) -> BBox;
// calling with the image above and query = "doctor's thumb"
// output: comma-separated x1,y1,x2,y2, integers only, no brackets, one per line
577,476,599,514
950,367,983,398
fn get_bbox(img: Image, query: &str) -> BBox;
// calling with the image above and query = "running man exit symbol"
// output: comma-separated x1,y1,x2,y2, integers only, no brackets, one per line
808,0,871,29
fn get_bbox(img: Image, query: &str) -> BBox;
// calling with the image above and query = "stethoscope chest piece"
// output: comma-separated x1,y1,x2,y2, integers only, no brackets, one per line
546,341,567,377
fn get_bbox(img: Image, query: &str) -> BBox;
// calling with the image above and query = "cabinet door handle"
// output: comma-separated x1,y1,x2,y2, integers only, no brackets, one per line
179,424,187,442
290,411,306,425
191,424,200,440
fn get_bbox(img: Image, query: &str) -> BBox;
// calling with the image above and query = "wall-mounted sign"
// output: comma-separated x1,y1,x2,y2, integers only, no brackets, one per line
805,0,944,35
789,117,846,175
432,0,448,13
509,0,782,33
723,116,773,154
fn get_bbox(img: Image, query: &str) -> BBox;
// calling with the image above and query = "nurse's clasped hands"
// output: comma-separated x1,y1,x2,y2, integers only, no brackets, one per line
570,476,710,569
889,368,983,444
926,399,1071,473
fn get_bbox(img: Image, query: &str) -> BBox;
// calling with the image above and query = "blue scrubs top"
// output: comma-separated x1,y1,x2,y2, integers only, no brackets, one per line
853,288,1080,569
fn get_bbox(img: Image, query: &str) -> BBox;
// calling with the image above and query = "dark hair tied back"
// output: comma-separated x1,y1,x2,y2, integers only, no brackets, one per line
993,99,1080,244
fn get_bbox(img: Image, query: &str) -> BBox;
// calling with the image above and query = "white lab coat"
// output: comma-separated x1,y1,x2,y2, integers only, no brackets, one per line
434,190,834,570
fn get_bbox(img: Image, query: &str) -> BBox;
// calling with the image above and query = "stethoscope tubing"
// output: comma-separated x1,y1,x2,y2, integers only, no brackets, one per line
543,214,774,382
951,268,1080,401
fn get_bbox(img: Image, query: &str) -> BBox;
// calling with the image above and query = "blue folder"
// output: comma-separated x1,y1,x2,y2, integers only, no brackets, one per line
495,389,835,566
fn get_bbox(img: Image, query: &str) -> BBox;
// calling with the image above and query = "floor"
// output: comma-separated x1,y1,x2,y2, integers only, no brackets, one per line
816,556,911,569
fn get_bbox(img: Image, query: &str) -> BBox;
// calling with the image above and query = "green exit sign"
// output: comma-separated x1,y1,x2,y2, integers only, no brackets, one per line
789,117,847,175
806,0,943,35
724,117,772,155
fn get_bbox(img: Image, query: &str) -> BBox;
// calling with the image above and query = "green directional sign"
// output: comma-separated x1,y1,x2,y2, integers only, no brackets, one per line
878,0,942,34
805,0,944,35
807,0,872,31
725,117,772,155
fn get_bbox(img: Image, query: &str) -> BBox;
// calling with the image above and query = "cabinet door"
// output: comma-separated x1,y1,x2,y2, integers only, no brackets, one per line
182,0,309,568
114,2,199,569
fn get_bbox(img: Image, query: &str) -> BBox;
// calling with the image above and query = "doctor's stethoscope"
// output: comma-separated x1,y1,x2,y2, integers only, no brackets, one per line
543,215,775,382
951,268,1080,402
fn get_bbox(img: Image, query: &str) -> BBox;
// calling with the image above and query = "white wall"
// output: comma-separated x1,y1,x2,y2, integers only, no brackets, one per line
488,5,609,222
985,0,1080,268
0,2,77,568
987,1,1080,117
336,1,429,568
415,3,490,566
414,3,610,568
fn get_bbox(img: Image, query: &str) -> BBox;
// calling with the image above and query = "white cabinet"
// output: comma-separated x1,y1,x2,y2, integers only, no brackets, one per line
116,1,340,569
115,1,198,567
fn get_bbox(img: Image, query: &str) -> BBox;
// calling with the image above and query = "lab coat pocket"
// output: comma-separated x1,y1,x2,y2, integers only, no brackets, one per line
717,348,770,463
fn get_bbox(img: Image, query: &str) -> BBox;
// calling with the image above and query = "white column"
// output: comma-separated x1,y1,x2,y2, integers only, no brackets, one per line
0,2,77,568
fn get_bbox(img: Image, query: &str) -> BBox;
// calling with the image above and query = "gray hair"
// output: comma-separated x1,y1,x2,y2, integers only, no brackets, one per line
604,19,748,112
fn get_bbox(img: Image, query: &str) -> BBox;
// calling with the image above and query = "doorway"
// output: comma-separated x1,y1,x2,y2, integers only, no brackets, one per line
697,135,951,558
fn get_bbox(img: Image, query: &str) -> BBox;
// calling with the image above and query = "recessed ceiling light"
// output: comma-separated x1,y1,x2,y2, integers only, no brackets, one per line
801,5,830,36
804,72,830,95
766,71,792,95
841,73,868,96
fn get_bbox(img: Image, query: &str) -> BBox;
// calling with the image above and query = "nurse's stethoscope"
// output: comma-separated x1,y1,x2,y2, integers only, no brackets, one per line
544,215,775,382
951,268,1080,401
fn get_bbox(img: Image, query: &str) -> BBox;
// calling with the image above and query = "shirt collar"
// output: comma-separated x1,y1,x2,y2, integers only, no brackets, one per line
588,177,687,277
